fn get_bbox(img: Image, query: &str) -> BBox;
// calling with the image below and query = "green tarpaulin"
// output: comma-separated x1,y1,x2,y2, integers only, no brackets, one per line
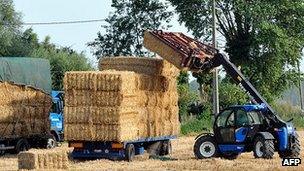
0,57,52,94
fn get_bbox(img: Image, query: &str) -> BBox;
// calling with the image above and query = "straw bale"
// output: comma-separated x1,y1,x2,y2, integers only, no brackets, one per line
18,148,68,170
64,90,138,107
143,31,185,70
63,71,138,92
64,123,96,141
95,122,139,142
65,106,138,124
99,56,180,78
0,119,50,138
137,74,170,92
0,82,52,106
65,122,140,142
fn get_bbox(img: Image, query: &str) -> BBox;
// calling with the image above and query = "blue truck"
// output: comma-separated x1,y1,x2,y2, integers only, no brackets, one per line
49,91,64,144
0,57,64,154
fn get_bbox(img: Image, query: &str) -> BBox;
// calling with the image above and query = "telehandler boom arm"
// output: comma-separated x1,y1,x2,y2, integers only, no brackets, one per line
143,30,285,127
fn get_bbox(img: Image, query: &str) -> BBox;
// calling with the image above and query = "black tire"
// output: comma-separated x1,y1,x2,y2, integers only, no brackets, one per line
279,135,300,158
221,153,239,160
160,141,172,156
14,139,29,154
194,135,218,159
253,136,274,159
125,144,135,162
147,142,162,155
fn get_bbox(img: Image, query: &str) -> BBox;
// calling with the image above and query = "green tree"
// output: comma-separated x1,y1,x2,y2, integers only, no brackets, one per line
88,0,172,58
31,37,93,90
178,71,199,121
6,28,39,56
169,0,304,102
219,81,248,108
0,0,22,56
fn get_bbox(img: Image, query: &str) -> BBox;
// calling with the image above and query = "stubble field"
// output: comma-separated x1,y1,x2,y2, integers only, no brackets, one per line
1,132,303,171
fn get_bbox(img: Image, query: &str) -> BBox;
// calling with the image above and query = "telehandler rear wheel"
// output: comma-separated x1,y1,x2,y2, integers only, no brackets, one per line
194,135,218,159
279,135,300,158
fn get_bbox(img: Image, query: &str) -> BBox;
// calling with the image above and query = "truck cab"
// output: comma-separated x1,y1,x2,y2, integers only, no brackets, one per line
50,91,64,142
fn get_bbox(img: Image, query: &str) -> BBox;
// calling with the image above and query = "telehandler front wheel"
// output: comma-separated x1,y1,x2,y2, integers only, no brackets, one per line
194,135,218,159
253,136,274,159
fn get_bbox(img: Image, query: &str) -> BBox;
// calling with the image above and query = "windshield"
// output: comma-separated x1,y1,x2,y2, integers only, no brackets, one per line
216,109,233,127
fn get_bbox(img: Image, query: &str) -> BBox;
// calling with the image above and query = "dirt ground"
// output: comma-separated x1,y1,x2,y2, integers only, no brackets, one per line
1,132,303,171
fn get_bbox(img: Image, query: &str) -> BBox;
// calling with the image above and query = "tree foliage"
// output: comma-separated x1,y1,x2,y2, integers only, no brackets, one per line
219,81,248,108
170,0,304,102
0,0,22,56
178,71,199,121
89,0,172,58
0,0,93,90
31,36,93,90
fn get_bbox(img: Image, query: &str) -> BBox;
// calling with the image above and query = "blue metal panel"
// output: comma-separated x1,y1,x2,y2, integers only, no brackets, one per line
218,144,245,153
50,113,63,132
235,127,248,143
72,149,124,160
71,141,125,159
231,104,267,112
135,147,145,155
277,127,288,151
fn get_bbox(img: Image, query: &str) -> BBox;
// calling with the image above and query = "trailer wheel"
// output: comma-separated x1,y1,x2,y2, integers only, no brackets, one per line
160,141,172,156
125,144,135,162
253,136,274,159
14,139,29,154
0,145,5,156
46,136,56,149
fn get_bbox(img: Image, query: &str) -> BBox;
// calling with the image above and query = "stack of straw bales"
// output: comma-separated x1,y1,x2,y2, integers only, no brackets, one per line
0,82,52,138
18,148,68,170
64,57,180,142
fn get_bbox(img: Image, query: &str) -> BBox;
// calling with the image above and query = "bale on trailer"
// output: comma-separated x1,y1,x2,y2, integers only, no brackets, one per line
0,82,52,138
64,61,180,142
18,148,69,170
99,56,180,78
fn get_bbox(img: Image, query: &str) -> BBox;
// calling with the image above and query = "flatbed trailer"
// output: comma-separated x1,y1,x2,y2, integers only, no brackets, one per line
69,135,176,161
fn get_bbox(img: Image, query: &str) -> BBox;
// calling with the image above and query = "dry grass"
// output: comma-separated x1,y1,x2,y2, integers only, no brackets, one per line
1,132,303,170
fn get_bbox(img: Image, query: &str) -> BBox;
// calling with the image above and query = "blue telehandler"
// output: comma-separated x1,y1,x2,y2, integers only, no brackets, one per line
144,30,300,160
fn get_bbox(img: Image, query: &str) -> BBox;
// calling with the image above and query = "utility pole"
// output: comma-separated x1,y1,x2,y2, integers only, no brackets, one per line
298,61,303,110
212,0,219,116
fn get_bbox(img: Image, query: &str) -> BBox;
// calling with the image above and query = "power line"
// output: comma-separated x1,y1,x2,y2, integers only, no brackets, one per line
19,6,203,26
21,19,106,25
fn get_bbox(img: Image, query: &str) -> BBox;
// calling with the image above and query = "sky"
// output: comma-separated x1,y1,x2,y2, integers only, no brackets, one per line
13,0,187,67
13,0,304,71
